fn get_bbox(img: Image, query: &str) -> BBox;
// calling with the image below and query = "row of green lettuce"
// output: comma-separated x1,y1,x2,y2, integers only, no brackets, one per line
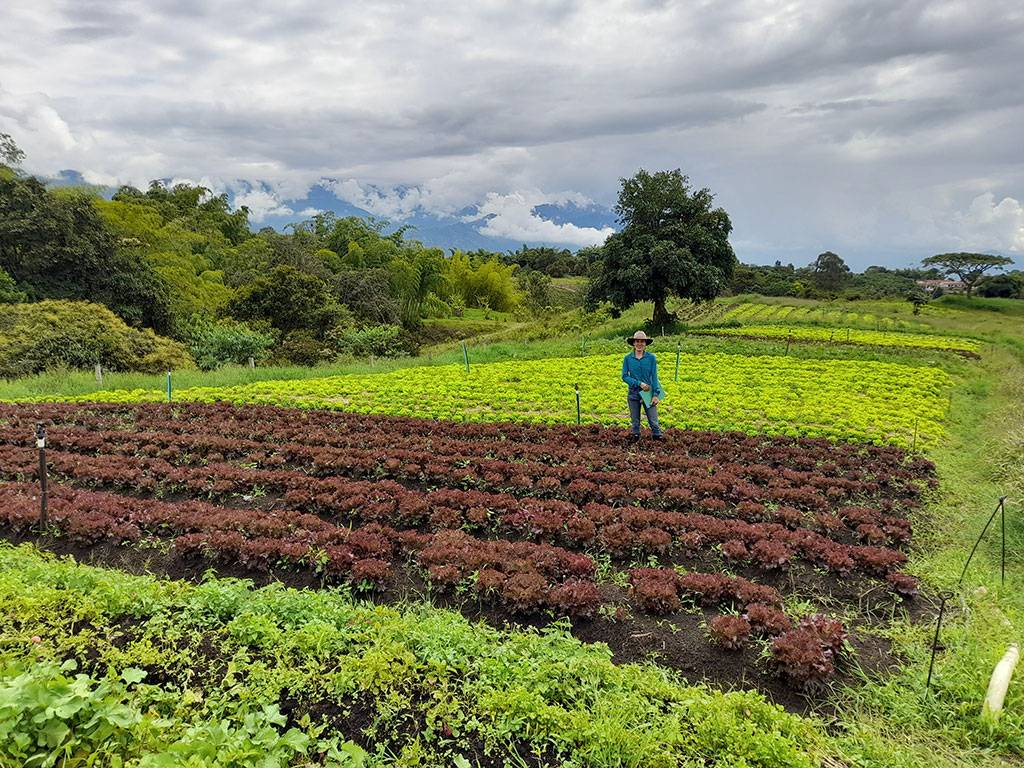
0,543,821,768
19,351,952,449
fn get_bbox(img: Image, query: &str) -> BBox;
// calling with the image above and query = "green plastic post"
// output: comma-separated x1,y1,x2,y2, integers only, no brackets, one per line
462,342,470,374
674,344,681,382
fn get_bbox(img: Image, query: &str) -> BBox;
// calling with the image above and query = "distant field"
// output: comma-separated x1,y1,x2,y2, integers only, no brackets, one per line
690,323,981,355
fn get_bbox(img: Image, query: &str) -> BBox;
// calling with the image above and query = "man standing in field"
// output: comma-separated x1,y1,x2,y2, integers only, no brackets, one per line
622,330,665,442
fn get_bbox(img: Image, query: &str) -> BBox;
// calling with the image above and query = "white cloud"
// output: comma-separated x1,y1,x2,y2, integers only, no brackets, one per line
946,193,1024,252
471,191,615,247
0,0,1022,263
231,188,294,223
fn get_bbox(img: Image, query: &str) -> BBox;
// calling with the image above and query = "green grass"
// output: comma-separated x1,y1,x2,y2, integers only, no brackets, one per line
820,344,1024,767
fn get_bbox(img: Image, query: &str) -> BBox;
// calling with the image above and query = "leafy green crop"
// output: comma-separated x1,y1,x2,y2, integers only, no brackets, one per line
0,542,824,767
693,323,980,354
23,351,952,448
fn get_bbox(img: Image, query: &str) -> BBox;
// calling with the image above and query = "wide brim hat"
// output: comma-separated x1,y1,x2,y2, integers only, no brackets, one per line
626,330,654,346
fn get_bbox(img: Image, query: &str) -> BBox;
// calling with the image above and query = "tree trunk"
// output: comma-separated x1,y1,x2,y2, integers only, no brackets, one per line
652,296,674,327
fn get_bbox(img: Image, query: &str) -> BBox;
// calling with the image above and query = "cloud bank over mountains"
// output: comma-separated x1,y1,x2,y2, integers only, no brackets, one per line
1,0,1022,265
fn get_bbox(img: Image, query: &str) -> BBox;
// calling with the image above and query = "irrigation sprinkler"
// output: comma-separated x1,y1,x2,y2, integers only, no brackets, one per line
785,334,792,355
574,383,581,425
462,342,470,374
166,371,172,402
35,423,47,528
911,418,919,453
674,344,681,383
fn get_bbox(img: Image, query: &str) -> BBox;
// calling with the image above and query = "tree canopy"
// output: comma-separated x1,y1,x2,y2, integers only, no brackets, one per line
921,252,1014,296
0,175,173,332
586,169,736,325
810,251,850,292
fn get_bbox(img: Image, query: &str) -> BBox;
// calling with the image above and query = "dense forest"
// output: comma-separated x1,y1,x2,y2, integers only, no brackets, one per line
1,138,1021,378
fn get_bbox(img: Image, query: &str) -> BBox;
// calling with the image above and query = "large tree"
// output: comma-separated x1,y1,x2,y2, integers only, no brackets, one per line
586,169,736,326
226,264,347,337
0,175,173,332
922,252,1014,297
810,251,850,292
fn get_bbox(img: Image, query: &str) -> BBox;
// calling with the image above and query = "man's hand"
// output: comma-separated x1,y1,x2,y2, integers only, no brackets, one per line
640,383,651,391
651,396,660,406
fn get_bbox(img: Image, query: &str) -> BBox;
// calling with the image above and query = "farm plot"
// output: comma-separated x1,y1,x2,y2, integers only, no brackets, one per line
721,302,931,332
29,351,952,448
691,324,980,356
0,402,935,701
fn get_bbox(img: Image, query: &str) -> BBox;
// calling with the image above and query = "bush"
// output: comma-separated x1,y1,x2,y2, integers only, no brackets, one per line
180,317,275,370
327,323,409,359
0,300,193,378
270,330,333,366
0,267,26,304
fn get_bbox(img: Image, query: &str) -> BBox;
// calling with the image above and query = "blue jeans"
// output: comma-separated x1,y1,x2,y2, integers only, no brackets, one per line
628,395,661,436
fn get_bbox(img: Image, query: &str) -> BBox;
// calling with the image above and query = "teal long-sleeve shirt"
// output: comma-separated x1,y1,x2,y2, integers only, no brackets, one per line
621,352,665,399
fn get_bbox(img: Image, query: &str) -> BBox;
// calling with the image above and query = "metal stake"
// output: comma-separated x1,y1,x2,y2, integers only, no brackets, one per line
925,592,951,695
574,383,581,425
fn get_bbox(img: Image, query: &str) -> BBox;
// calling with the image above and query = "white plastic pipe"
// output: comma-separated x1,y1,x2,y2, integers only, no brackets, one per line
982,643,1019,721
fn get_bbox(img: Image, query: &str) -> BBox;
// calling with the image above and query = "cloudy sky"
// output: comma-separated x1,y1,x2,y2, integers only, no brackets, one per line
2,0,1022,268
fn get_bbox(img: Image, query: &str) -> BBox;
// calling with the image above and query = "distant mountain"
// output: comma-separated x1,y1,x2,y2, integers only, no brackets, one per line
258,182,618,253
41,173,618,253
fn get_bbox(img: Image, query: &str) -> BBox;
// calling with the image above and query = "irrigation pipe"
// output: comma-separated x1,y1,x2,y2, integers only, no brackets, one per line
982,644,1019,722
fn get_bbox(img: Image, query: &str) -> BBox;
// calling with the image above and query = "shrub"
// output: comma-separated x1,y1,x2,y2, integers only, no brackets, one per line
327,323,407,359
179,316,274,370
271,330,332,366
708,615,751,650
0,300,194,377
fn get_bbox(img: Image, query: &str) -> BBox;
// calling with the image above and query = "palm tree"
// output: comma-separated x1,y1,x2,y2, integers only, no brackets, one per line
389,246,451,328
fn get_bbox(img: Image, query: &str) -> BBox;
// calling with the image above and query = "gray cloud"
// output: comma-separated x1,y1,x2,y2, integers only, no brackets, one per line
0,0,1022,266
